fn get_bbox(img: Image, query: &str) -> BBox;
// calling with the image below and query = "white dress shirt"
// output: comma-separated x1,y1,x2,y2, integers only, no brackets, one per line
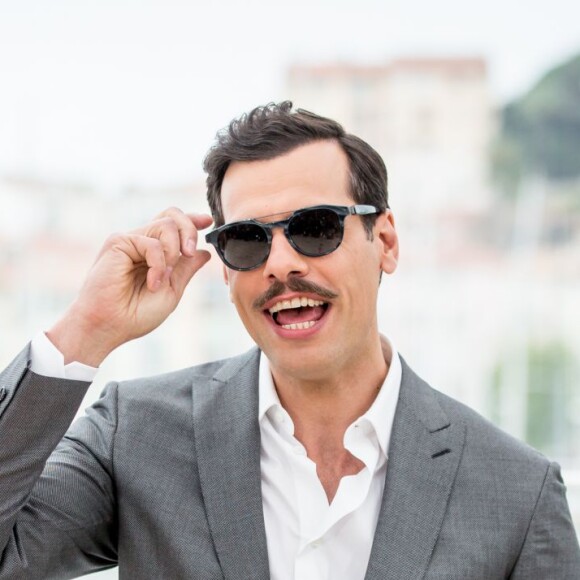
30,332,402,580
259,344,401,580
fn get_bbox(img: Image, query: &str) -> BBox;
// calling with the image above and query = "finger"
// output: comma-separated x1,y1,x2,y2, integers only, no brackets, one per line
189,214,214,230
170,250,211,296
148,217,182,269
183,214,214,256
154,207,196,256
132,216,191,270
156,207,213,257
123,234,168,292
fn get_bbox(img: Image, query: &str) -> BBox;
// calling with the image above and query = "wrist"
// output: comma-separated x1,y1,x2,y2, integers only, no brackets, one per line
47,307,120,367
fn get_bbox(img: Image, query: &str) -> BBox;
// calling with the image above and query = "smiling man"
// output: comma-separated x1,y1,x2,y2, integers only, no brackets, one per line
0,102,578,579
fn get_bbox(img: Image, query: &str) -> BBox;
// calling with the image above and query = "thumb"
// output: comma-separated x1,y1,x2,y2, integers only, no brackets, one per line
171,250,211,296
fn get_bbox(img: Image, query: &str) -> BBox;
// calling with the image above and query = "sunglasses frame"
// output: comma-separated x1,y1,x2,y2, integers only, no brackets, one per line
205,204,380,271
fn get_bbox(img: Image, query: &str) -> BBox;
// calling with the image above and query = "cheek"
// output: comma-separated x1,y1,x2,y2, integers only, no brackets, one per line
339,237,381,276
227,274,255,314
340,249,381,301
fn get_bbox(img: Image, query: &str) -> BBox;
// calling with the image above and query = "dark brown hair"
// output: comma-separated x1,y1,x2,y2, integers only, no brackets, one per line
203,101,389,235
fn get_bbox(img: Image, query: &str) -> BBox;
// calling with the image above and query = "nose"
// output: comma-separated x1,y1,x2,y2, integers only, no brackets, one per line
262,229,309,282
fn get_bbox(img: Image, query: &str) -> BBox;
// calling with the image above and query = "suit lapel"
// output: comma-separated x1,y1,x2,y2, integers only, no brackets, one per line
191,348,270,580
365,358,466,580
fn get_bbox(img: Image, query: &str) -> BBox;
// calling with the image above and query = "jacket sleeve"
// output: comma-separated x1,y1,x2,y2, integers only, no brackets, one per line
510,461,580,579
0,345,118,579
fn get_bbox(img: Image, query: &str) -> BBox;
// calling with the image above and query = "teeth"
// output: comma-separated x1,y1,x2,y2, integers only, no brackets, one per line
268,297,325,314
281,321,316,330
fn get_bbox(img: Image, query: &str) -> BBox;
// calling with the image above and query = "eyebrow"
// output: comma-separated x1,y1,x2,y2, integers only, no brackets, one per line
230,206,307,224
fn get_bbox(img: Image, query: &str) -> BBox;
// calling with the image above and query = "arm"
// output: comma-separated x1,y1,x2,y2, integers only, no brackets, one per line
510,462,580,579
0,347,117,578
0,208,213,578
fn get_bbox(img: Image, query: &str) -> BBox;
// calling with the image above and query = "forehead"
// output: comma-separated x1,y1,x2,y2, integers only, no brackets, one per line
220,140,352,222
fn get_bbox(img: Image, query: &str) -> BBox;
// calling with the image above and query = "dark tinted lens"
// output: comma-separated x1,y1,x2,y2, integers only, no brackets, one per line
288,208,343,256
218,223,269,269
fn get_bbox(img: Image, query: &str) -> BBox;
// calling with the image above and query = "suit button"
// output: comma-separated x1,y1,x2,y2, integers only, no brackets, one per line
0,387,6,403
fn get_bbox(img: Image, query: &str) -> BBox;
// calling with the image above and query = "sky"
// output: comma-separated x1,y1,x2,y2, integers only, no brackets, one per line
0,0,579,188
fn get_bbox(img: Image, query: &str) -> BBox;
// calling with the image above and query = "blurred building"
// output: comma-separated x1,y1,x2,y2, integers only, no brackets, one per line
288,57,493,216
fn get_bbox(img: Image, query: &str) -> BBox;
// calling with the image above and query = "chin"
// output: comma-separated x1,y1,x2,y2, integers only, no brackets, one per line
263,344,335,381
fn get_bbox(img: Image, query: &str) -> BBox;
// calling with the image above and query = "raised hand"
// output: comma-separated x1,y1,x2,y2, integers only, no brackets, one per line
47,208,213,366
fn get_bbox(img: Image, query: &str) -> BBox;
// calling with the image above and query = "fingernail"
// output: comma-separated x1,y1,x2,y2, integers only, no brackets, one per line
186,239,195,254
152,278,162,291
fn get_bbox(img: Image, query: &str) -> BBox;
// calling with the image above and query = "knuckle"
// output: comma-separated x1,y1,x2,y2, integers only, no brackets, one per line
157,216,176,227
164,247,180,263
148,237,163,251
139,235,161,253
159,206,182,218
157,217,179,235
104,232,124,247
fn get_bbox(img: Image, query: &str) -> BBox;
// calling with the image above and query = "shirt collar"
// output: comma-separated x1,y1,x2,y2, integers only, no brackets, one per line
258,354,286,422
358,335,401,458
258,335,402,458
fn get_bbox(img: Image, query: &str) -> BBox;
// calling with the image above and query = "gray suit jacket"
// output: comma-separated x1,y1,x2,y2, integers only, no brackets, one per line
0,345,578,579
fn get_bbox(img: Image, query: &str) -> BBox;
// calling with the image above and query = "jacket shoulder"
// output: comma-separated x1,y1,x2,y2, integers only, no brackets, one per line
435,388,547,465
399,357,548,467
114,347,260,402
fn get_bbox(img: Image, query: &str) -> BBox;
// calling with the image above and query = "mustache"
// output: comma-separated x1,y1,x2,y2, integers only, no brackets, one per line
253,277,338,310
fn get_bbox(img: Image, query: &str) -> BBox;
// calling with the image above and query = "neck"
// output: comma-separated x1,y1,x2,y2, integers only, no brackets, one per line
268,334,391,503
269,334,390,440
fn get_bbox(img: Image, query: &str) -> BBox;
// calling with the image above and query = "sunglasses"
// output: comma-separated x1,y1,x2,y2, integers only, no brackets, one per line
205,204,380,271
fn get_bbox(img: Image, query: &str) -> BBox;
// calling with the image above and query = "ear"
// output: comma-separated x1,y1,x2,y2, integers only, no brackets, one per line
374,210,399,275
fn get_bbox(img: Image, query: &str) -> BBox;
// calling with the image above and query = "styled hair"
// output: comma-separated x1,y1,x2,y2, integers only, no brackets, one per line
203,101,389,235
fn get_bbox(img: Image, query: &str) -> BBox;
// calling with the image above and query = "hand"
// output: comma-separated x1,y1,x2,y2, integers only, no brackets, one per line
47,208,213,366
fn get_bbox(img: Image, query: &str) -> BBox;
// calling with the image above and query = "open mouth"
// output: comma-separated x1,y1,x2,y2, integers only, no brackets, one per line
266,297,330,330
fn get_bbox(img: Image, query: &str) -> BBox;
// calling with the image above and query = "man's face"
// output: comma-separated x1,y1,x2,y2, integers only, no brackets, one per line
219,140,398,381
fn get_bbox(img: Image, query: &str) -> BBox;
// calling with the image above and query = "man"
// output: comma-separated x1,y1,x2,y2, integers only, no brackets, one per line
0,102,578,579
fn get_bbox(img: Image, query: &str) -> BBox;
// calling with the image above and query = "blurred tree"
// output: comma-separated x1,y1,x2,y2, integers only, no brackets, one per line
489,342,579,457
492,53,580,191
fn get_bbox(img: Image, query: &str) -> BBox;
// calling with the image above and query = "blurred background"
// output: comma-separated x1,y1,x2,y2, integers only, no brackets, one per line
1,0,579,576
